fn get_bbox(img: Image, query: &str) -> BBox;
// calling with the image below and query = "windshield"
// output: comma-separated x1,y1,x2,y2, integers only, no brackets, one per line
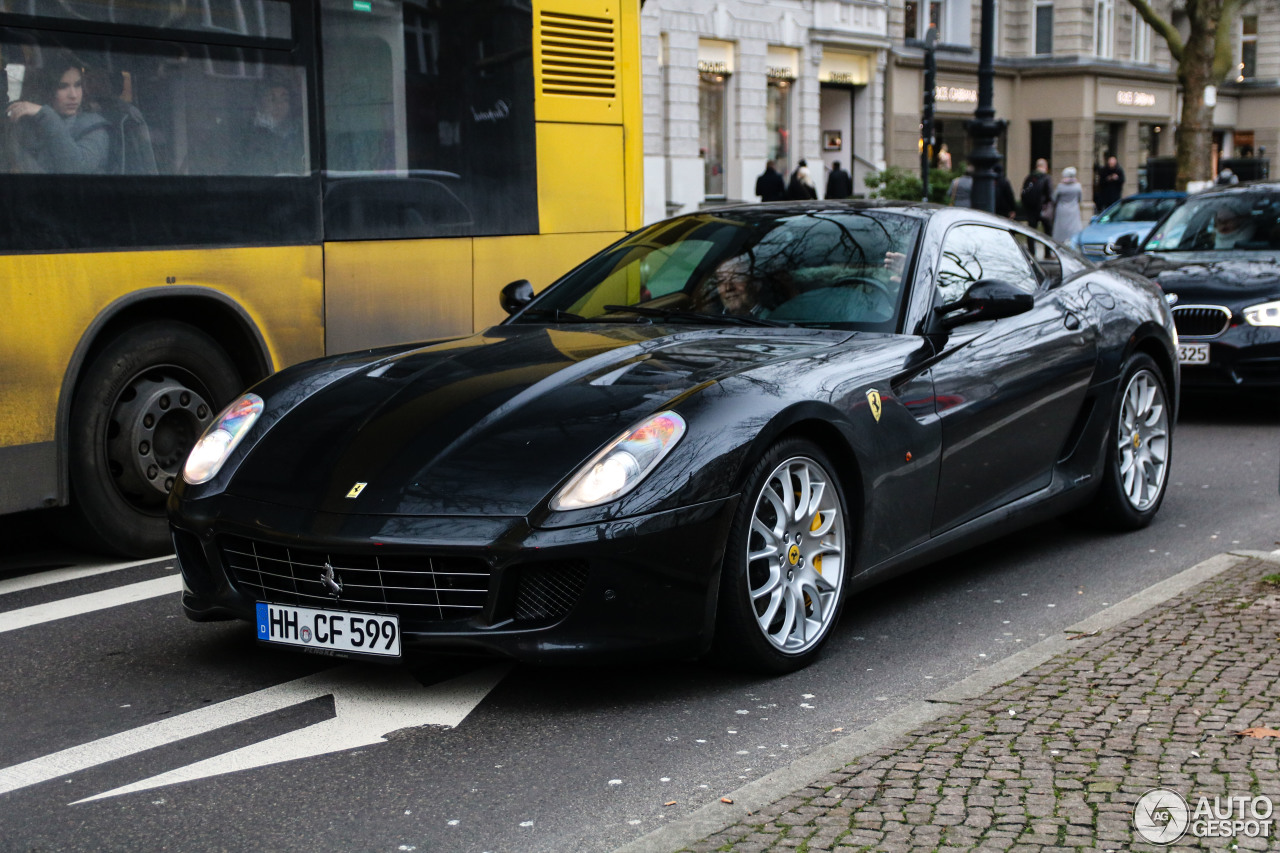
1098,196,1182,224
1144,190,1280,252
515,209,923,331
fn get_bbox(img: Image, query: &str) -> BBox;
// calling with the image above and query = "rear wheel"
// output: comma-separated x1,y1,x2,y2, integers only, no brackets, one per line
713,439,850,673
69,321,242,557
1088,353,1172,530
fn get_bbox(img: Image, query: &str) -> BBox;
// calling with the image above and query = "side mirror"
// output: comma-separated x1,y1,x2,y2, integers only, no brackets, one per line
934,279,1034,329
500,279,534,315
1106,232,1142,257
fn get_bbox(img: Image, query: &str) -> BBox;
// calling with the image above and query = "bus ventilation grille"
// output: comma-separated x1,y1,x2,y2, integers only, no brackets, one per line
540,11,617,99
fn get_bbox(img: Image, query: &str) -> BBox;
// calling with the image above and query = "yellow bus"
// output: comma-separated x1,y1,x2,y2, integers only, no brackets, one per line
0,0,642,557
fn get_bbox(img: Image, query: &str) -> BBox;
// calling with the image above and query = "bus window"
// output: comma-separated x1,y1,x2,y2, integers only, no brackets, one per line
320,0,538,241
0,0,293,40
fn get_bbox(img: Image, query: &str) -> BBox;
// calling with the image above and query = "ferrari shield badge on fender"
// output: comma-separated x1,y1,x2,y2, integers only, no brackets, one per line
345,482,367,499
866,389,882,422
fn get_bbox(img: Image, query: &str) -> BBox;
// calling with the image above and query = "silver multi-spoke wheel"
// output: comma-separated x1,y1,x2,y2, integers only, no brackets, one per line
744,456,846,654
1115,368,1170,512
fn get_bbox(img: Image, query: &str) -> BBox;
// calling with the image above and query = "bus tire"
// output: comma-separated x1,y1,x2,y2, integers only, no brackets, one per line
69,321,242,557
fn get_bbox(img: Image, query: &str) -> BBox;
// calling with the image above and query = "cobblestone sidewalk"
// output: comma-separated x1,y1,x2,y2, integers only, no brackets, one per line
678,555,1280,852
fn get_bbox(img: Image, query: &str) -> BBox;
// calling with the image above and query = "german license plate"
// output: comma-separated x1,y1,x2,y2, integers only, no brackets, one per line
1177,342,1210,364
256,602,400,657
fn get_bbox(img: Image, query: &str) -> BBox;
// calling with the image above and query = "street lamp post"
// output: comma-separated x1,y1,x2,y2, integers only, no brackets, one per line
921,27,937,203
966,0,1004,213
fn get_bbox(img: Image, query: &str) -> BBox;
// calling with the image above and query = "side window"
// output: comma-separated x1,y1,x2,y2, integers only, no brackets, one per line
1011,231,1064,288
2,29,308,177
936,224,1040,306
320,0,538,240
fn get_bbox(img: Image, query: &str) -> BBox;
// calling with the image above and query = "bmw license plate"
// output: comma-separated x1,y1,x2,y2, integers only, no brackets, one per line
256,602,400,657
1177,343,1210,365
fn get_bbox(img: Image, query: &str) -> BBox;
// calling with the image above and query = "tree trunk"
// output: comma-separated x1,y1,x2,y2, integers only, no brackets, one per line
1175,1,1222,189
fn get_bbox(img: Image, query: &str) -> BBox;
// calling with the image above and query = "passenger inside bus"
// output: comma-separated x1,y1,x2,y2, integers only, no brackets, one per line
243,77,304,175
5,52,110,173
85,68,158,175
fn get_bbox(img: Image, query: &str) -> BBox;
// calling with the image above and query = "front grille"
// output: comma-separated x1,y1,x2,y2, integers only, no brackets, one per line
538,10,617,98
1172,305,1232,339
513,561,589,622
221,535,491,623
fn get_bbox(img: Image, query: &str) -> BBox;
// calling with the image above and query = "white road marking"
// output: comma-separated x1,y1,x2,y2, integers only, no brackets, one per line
0,663,511,801
0,557,174,598
0,576,183,635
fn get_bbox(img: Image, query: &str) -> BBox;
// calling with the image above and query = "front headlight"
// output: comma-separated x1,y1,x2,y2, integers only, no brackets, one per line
1244,300,1280,327
183,393,264,485
551,411,687,510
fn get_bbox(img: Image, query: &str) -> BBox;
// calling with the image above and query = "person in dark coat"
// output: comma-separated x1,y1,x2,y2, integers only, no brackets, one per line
755,160,786,201
786,159,817,200
1094,154,1125,211
1020,158,1053,235
994,165,1018,219
825,160,853,199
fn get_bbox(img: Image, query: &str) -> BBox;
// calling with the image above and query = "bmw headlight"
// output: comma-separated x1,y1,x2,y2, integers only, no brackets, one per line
552,411,687,510
1244,300,1280,327
183,393,264,485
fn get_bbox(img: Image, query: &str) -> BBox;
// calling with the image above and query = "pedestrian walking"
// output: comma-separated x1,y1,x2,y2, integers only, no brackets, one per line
1020,158,1053,235
755,160,785,201
947,163,973,207
1052,166,1084,243
994,165,1017,219
1094,154,1125,211
825,160,853,199
785,159,817,200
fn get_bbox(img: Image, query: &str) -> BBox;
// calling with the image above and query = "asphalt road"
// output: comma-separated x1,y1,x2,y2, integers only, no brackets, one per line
0,392,1276,853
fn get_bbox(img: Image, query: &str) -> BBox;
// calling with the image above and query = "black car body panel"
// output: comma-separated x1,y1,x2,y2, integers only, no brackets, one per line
170,202,1178,664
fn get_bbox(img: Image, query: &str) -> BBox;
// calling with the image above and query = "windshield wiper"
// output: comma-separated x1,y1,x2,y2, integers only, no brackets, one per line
513,307,591,323
602,304,789,327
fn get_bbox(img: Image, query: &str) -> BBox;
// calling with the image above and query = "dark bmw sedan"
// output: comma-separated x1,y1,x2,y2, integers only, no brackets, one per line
170,202,1177,673
1108,182,1280,389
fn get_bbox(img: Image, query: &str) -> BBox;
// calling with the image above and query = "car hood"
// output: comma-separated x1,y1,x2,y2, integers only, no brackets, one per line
227,324,849,516
1107,252,1280,304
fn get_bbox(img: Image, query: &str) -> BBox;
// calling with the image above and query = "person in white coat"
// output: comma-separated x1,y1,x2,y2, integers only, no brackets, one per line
1051,166,1084,243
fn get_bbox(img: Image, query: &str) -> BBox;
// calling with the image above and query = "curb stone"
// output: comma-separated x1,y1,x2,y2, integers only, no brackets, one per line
613,550,1280,853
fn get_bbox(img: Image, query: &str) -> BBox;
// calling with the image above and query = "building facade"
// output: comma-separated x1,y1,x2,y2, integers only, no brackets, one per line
641,1,1279,222
640,0,892,223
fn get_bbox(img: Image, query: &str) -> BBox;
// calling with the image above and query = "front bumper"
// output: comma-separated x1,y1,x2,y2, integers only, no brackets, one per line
170,493,739,664
1178,323,1280,389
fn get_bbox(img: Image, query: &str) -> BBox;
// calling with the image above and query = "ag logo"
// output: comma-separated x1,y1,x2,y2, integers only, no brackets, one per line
1134,788,1189,844
346,482,367,499
866,389,883,422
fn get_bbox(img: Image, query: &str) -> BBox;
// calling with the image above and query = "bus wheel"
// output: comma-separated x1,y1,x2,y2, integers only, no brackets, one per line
70,321,242,557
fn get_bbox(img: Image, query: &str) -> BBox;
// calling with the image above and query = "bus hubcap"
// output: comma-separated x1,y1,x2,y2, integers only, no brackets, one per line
109,371,214,504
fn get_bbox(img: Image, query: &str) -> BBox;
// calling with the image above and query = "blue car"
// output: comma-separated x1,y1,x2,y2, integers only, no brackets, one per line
1072,191,1188,260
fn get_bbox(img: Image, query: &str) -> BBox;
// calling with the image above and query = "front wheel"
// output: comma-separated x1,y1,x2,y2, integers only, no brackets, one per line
712,439,850,674
1088,353,1172,530
69,321,243,557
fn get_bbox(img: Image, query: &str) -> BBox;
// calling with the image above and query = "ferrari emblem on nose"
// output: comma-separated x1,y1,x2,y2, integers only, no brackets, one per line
320,562,343,597
866,389,882,422
346,482,367,499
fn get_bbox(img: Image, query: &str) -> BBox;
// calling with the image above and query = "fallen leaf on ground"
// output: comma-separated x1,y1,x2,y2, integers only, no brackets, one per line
1236,727,1280,739
1067,629,1101,640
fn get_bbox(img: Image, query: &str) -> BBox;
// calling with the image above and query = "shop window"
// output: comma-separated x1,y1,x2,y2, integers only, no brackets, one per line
699,70,727,199
766,76,792,177
904,0,943,42
1034,0,1053,56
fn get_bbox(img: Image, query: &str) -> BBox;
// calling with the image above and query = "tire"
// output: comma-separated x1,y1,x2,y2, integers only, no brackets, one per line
712,438,851,674
1087,353,1172,530
69,321,242,557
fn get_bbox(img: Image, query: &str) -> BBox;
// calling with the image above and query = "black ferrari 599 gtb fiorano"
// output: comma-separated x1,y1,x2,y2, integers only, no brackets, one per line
170,201,1178,673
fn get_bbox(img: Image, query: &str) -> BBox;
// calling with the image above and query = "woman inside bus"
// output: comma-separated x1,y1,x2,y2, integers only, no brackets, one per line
6,52,110,174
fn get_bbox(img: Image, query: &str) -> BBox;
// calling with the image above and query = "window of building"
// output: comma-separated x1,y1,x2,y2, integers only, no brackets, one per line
904,0,943,42
1094,0,1114,58
699,70,727,199
1131,15,1150,63
1034,0,1053,56
1030,121,1053,169
1240,16,1258,80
